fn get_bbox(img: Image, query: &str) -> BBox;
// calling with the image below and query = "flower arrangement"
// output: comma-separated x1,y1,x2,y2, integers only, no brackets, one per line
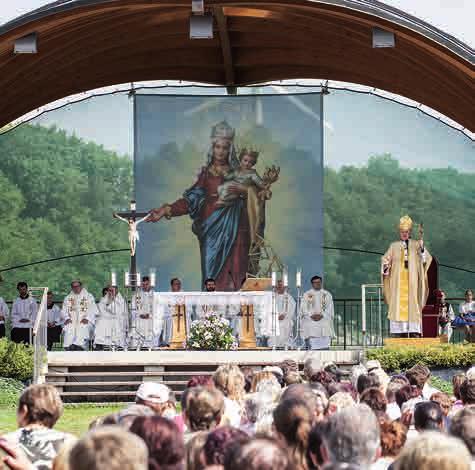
187,313,238,350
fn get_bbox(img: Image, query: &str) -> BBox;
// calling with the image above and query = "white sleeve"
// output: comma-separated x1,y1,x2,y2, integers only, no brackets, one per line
31,299,38,324
11,301,20,322
0,298,9,318
87,294,99,325
325,294,335,320
61,297,70,322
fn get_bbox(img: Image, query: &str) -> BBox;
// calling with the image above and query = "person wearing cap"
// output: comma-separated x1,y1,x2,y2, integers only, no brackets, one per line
382,215,432,337
300,275,335,350
135,382,177,417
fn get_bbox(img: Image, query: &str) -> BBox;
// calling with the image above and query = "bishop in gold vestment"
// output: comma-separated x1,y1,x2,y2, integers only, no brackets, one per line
382,216,432,334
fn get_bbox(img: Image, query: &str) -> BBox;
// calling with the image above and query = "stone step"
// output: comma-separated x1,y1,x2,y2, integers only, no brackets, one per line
46,371,213,377
50,381,188,387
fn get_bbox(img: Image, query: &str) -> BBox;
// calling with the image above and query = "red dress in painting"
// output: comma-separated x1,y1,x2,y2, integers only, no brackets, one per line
169,166,250,291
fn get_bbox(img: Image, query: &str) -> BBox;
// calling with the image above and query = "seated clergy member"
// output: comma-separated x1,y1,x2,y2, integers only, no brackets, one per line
94,285,128,350
11,281,38,344
204,278,216,292
47,291,63,350
301,275,334,350
62,280,98,351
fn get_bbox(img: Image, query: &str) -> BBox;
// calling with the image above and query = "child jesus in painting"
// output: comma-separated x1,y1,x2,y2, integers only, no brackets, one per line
216,149,270,207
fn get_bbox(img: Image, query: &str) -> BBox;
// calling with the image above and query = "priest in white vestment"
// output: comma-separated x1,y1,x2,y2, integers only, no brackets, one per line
269,280,296,348
131,276,157,349
62,280,98,350
94,286,128,349
11,282,38,345
301,275,334,350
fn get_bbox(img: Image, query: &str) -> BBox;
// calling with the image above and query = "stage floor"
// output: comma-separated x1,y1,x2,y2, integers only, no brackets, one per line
48,349,362,367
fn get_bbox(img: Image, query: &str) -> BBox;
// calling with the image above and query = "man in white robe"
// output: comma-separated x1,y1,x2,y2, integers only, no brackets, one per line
11,281,38,344
46,291,63,350
94,286,128,349
269,280,296,348
62,280,98,351
131,276,157,349
301,275,334,350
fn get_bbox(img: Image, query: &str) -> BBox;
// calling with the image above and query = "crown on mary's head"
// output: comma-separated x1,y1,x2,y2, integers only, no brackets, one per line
211,121,235,140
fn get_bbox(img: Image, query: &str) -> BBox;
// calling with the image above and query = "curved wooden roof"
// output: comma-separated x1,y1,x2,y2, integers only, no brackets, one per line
0,0,473,130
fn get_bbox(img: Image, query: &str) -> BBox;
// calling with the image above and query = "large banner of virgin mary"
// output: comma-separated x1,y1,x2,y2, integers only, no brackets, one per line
135,92,323,292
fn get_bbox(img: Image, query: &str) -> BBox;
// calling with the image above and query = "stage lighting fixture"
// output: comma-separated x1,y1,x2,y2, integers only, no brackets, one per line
190,14,213,39
14,32,38,54
372,27,395,48
192,0,205,15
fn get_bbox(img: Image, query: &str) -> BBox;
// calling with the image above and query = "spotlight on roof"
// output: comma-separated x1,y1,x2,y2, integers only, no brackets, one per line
14,32,38,54
192,0,205,15
372,27,395,48
190,14,213,39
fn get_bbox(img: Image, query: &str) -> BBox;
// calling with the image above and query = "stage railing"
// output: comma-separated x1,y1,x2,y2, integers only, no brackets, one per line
31,287,49,384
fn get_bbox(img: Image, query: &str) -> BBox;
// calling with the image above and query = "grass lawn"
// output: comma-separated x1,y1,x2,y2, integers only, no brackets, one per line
0,404,123,436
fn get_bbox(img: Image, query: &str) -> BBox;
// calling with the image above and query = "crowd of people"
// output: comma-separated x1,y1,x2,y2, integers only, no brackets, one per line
0,360,474,470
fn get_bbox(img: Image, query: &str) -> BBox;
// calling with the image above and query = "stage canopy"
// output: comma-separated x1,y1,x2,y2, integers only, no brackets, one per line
0,0,473,131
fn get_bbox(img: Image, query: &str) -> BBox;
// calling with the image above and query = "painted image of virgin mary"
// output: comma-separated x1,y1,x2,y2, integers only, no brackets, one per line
149,121,259,291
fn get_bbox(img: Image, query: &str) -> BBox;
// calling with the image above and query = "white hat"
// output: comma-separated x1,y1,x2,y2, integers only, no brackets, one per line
136,382,171,404
263,366,284,377
466,366,475,381
366,360,381,371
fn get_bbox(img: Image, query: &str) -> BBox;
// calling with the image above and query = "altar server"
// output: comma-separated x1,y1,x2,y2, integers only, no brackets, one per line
94,285,128,349
11,281,37,344
62,280,98,351
269,279,296,348
46,291,63,350
300,275,334,350
132,276,157,349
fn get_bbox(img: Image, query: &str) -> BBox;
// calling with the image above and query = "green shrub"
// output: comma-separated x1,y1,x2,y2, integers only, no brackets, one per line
0,377,24,407
0,338,34,381
430,376,453,395
366,344,475,372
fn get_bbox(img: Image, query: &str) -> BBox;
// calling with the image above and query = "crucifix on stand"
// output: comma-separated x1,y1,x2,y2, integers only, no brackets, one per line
113,200,152,340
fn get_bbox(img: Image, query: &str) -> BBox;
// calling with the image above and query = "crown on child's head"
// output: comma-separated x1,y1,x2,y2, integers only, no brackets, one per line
239,147,260,162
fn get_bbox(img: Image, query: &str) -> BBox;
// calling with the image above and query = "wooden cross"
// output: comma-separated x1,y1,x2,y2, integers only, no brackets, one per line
242,304,253,333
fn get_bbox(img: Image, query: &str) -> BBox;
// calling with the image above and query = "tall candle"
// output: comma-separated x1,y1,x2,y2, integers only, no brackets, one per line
111,271,117,286
271,271,277,287
296,269,302,288
283,268,288,287
150,270,156,288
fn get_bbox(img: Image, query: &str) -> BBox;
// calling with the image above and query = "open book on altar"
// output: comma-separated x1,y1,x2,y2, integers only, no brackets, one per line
151,290,275,337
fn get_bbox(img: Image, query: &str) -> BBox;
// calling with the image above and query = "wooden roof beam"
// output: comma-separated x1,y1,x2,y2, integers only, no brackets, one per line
213,6,235,87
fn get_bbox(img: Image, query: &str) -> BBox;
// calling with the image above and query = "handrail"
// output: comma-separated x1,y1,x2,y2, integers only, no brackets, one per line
30,287,49,384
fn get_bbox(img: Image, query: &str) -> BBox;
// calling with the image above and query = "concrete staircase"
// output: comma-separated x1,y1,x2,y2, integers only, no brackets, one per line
45,350,362,402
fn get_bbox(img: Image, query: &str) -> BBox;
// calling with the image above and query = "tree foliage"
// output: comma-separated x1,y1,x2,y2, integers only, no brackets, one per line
0,124,473,301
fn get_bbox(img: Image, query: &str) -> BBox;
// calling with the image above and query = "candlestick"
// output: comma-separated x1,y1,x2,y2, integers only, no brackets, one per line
111,271,117,287
283,267,288,287
296,268,302,288
271,271,277,287
124,271,130,287
136,272,141,287
150,269,156,288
